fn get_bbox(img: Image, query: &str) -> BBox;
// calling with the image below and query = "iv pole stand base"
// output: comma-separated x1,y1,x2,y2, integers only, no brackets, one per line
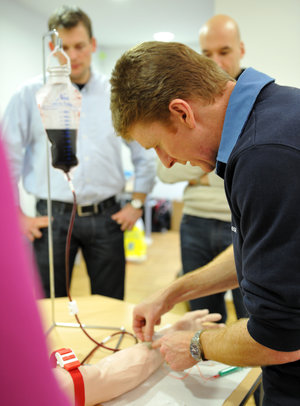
46,321,123,336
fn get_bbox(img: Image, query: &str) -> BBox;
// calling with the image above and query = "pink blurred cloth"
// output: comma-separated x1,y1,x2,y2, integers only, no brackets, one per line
0,134,70,406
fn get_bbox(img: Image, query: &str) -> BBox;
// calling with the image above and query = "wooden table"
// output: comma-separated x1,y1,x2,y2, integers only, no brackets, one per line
39,295,261,405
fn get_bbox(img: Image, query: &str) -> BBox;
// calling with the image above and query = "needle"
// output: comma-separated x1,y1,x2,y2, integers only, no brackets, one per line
212,366,242,379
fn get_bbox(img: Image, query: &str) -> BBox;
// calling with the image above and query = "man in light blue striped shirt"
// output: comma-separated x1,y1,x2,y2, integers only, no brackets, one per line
2,5,155,299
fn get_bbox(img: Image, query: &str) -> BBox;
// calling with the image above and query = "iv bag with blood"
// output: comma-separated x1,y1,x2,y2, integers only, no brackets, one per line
36,47,81,173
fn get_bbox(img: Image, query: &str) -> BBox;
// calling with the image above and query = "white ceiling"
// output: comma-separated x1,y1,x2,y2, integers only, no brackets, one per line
15,0,214,47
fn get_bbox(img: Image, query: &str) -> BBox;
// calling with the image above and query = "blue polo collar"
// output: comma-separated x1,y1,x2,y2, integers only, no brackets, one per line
216,68,274,170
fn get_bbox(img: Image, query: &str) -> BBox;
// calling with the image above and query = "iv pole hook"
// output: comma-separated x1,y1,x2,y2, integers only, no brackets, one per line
42,30,61,84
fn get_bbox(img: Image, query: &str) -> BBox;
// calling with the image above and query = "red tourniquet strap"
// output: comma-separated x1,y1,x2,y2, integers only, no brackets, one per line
50,348,85,406
70,368,85,406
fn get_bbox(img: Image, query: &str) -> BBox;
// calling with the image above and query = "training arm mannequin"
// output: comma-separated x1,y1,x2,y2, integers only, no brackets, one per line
53,310,223,405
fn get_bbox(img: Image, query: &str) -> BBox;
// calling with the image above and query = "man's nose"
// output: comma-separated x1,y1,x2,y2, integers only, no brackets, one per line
66,48,78,60
211,54,223,68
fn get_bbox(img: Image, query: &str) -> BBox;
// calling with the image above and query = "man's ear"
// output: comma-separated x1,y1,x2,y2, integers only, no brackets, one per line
169,99,196,128
91,37,97,53
240,41,245,59
49,41,55,51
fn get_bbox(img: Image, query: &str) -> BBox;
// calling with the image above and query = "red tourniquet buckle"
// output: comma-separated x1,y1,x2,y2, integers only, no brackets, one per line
55,348,81,370
50,348,85,406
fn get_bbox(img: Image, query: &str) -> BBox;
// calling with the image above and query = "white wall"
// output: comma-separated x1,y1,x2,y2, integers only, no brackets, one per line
0,0,109,115
0,1,45,116
215,0,300,87
0,1,46,215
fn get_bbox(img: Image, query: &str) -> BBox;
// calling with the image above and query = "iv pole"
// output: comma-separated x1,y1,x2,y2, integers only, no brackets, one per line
42,29,58,332
42,30,124,337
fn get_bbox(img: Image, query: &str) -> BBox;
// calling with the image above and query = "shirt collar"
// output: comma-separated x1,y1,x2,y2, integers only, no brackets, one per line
216,68,274,170
73,68,97,91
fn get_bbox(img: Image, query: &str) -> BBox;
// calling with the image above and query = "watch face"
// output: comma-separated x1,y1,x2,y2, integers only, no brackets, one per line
190,342,201,361
190,331,202,362
131,199,143,209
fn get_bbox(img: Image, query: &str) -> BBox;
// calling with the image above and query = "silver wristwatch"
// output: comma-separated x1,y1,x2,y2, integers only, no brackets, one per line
130,198,144,210
190,330,206,362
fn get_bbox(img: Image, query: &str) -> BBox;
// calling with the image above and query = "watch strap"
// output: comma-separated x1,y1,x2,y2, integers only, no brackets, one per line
50,348,85,406
197,329,207,361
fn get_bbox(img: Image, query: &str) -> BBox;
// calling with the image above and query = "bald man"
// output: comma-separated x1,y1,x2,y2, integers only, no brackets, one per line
199,14,245,80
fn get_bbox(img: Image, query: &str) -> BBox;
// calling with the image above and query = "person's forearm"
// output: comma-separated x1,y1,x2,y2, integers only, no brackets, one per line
163,244,238,307
202,318,300,366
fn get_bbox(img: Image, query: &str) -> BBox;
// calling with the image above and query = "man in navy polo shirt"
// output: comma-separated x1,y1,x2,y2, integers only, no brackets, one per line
110,41,300,405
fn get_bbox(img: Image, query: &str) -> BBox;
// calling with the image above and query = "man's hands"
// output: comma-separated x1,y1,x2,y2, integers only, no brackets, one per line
19,201,143,240
19,209,48,242
133,289,175,342
132,296,224,344
152,310,225,371
111,203,143,231
134,307,225,371
152,330,197,371
133,310,224,372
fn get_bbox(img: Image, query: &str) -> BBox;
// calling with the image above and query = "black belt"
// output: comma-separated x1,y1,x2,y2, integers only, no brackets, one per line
38,196,116,217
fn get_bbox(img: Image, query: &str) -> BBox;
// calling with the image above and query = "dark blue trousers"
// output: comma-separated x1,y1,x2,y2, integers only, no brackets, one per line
34,199,125,299
180,214,248,323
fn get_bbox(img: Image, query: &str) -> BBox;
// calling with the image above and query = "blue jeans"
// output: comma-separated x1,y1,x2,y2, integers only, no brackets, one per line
34,199,125,299
180,214,248,323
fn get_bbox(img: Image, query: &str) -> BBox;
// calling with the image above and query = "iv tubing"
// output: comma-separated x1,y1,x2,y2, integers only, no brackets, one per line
65,173,137,363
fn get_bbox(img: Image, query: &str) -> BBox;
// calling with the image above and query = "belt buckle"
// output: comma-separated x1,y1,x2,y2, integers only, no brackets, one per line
55,348,81,371
77,203,98,217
